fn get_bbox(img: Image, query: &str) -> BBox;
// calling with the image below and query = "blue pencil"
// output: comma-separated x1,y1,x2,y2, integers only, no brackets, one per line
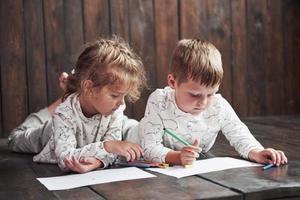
262,163,275,170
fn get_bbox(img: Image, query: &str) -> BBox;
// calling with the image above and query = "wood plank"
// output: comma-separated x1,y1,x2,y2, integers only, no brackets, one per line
206,0,232,103
246,0,266,115
199,161,300,200
24,0,48,114
110,0,130,40
180,0,208,39
110,0,134,118
43,0,67,104
282,0,296,114
262,0,285,115
201,116,300,199
64,0,84,72
91,171,242,200
243,115,300,130
128,0,156,120
231,0,248,117
0,140,57,199
0,139,240,200
0,0,27,137
0,64,2,137
245,122,300,160
82,0,110,42
292,1,300,114
154,0,178,87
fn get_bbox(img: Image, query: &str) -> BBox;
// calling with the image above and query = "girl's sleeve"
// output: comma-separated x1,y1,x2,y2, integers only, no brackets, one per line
219,97,264,158
52,108,122,171
99,105,124,166
139,92,172,163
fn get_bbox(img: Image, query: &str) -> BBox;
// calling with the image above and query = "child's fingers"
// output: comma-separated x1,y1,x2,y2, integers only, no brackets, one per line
193,138,200,147
266,148,277,164
131,145,144,160
130,143,143,154
277,150,286,164
80,157,93,164
181,149,199,158
185,145,201,153
128,146,139,159
65,158,77,171
123,152,131,161
282,151,288,164
275,151,282,166
183,147,200,157
72,156,80,165
182,156,196,165
277,150,287,165
127,148,136,161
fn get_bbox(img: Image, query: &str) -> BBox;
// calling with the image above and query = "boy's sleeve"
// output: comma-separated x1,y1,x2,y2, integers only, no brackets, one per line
139,92,172,163
52,106,124,171
219,97,264,158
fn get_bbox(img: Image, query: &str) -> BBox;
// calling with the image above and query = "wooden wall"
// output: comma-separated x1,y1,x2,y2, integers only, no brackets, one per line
0,0,299,138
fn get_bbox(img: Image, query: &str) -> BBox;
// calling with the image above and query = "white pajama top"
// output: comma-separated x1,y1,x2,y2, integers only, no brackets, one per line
33,93,125,171
139,87,264,163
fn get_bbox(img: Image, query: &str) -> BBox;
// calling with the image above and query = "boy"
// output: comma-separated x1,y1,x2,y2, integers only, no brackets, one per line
138,39,287,166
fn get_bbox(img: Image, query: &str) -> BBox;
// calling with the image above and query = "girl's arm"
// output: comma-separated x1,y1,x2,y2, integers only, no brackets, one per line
52,112,109,171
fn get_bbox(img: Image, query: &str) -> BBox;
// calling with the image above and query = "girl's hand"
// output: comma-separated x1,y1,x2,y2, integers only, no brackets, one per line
180,139,200,165
248,148,288,166
64,156,103,173
103,141,143,162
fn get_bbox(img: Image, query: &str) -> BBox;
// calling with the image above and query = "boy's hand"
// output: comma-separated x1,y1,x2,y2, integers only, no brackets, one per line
64,156,103,173
103,141,143,162
248,148,288,166
180,139,200,165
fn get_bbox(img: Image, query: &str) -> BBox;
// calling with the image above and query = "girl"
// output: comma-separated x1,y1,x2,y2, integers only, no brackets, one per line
8,37,146,173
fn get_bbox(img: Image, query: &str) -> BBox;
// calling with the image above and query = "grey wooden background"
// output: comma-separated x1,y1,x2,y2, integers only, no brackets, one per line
0,0,299,138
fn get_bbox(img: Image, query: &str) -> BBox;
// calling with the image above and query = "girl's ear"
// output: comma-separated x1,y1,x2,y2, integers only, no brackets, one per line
81,80,94,95
167,74,177,89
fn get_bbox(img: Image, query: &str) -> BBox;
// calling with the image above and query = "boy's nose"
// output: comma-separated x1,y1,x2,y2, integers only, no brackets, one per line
197,96,207,108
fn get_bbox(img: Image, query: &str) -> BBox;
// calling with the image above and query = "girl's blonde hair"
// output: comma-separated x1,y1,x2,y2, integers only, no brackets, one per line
63,36,146,102
171,39,223,87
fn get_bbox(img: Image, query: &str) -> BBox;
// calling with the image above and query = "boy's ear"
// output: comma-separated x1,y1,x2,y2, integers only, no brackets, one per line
167,74,176,89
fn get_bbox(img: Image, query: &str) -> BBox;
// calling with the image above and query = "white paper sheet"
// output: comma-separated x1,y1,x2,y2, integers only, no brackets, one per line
147,157,263,178
37,167,156,190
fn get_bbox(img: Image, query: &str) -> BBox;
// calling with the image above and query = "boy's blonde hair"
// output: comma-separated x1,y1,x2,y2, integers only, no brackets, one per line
64,36,146,102
171,39,223,86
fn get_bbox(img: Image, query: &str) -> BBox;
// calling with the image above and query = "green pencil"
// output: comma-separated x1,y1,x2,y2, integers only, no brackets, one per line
163,128,206,158
163,128,190,146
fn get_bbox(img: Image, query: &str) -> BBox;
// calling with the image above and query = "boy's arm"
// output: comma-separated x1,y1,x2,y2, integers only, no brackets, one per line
219,97,264,159
140,93,173,163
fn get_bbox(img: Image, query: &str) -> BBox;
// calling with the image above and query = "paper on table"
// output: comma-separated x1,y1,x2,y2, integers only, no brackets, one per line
37,167,156,190
147,157,262,178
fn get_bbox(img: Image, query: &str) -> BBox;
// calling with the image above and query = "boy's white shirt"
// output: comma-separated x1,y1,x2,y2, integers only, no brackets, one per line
139,87,264,163
33,93,125,171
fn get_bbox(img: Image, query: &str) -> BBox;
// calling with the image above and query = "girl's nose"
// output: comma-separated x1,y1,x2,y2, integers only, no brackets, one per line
118,97,125,106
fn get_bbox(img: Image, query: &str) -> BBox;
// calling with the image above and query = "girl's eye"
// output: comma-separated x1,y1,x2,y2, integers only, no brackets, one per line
111,94,119,98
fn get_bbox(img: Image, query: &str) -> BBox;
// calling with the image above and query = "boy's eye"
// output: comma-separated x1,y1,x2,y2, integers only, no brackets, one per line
190,93,200,98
